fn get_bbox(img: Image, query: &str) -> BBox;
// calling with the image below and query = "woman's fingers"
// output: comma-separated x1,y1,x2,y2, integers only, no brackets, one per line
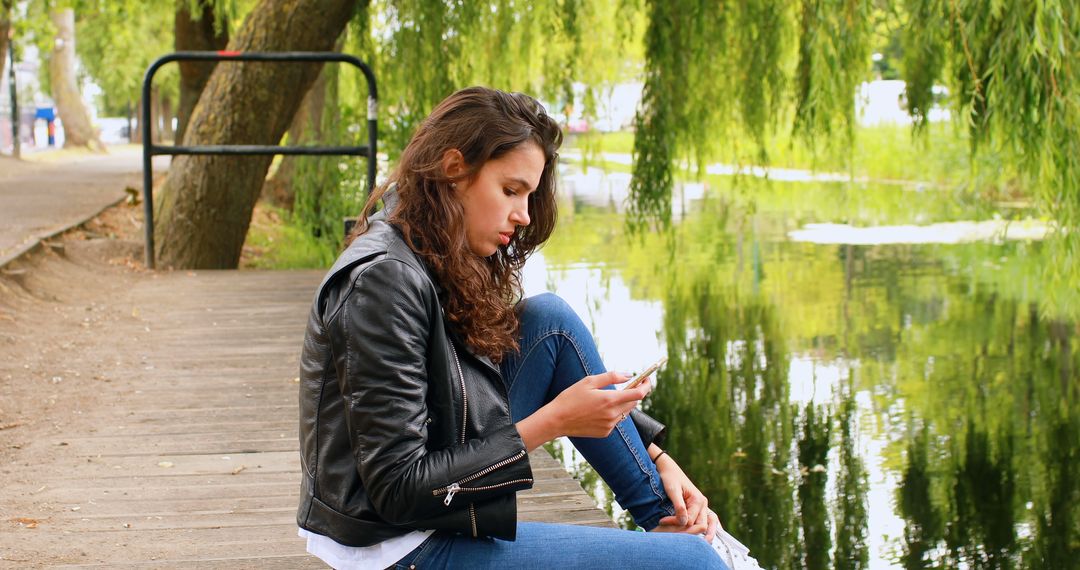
590,370,629,388
683,488,708,532
668,484,689,526
704,510,719,543
653,515,711,537
690,499,709,534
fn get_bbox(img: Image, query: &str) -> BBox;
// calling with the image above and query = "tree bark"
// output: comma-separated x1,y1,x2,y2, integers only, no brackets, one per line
48,9,103,151
155,0,358,269
175,0,228,145
148,87,160,143
260,39,337,209
131,96,143,143
160,93,175,142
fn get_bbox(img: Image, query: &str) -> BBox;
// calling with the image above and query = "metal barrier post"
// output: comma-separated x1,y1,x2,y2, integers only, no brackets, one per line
141,51,378,269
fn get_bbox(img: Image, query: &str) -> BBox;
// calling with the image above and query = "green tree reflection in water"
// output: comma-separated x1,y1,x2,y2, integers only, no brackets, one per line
835,394,869,570
648,277,799,569
798,404,832,570
536,172,1080,568
899,427,944,569
890,297,1080,569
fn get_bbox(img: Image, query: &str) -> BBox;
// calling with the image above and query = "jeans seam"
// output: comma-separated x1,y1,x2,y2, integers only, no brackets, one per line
616,421,672,524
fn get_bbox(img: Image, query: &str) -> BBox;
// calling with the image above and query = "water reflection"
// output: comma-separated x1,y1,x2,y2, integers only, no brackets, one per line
527,166,1080,569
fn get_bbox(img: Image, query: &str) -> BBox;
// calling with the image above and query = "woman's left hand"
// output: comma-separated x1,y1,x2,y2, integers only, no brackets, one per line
648,453,720,542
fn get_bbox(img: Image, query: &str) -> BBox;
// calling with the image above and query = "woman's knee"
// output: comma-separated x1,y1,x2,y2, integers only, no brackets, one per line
518,292,581,330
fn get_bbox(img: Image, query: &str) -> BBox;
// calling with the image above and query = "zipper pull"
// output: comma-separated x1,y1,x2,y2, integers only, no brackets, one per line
443,483,461,506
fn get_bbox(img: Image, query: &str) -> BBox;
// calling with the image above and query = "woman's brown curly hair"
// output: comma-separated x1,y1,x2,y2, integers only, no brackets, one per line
353,87,563,361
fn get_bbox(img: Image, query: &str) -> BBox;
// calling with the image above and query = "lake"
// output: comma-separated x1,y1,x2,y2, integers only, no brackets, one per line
521,162,1077,569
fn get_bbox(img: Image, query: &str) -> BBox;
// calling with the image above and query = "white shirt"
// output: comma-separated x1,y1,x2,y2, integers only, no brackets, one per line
298,527,435,569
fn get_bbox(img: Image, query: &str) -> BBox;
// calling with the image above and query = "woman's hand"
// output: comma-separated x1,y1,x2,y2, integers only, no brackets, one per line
648,452,720,542
516,372,650,451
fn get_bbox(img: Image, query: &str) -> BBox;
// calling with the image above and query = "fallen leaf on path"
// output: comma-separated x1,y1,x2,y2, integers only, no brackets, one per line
231,465,246,475
157,461,174,468
10,517,40,528
0,422,22,431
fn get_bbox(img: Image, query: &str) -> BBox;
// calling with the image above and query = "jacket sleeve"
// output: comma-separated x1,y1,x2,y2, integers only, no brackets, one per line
327,259,532,528
630,409,667,448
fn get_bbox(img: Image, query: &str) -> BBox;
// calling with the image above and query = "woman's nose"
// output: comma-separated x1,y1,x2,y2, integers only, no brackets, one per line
511,204,530,227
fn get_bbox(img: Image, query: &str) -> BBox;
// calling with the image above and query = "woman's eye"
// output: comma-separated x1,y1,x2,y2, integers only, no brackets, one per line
504,188,517,196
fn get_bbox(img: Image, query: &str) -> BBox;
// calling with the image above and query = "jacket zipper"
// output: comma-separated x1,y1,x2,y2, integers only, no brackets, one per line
469,503,478,537
433,449,531,506
448,341,467,445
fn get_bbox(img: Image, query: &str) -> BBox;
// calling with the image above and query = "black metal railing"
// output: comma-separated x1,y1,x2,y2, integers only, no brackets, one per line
141,51,378,269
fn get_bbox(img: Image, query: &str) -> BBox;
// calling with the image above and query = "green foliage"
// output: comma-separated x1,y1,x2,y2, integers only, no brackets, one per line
792,0,873,151
901,0,947,130
243,204,339,269
361,0,639,161
626,0,1079,285
290,52,369,260
75,1,176,113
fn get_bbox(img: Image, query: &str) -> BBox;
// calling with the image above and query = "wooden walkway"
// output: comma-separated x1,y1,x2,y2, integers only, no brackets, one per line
4,270,611,568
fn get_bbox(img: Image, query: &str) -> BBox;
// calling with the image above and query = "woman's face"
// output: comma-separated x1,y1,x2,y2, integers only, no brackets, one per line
453,142,545,257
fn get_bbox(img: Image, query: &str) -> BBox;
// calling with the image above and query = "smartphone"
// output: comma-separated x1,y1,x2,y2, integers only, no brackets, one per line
623,356,667,391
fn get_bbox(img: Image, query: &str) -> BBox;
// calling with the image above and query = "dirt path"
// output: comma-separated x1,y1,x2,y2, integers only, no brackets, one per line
0,148,169,265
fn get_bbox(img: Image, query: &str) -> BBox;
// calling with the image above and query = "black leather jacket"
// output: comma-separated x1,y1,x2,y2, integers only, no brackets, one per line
297,192,667,546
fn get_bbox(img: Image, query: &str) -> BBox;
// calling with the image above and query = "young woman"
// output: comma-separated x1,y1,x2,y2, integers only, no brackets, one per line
296,87,728,569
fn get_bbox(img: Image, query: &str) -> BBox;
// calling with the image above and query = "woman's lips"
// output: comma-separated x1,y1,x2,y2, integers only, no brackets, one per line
498,232,512,246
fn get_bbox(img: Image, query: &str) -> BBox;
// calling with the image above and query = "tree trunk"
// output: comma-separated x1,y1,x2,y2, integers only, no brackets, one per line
148,87,161,143
155,0,358,269
160,93,175,142
260,40,337,209
1,1,11,84
48,9,103,151
175,0,228,145
131,96,143,143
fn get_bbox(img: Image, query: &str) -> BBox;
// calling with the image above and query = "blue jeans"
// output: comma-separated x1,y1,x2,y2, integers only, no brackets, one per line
393,293,727,569
392,522,726,569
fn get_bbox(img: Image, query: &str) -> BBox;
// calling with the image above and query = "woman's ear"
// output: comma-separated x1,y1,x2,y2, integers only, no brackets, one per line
441,149,467,182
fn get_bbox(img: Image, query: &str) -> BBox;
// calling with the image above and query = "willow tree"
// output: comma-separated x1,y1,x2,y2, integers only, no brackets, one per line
1,1,11,81
628,0,1079,279
154,0,358,268
364,0,638,158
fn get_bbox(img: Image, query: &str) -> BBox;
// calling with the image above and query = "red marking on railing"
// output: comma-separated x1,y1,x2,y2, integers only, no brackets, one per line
217,50,242,56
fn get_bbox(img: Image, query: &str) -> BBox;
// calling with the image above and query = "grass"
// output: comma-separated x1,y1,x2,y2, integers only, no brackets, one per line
565,122,1014,190
240,203,339,269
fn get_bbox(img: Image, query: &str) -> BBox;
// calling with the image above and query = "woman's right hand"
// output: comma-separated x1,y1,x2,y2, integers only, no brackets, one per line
546,371,651,438
516,372,651,451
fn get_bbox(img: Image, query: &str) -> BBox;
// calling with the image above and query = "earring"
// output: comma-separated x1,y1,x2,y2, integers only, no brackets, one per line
450,182,457,189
